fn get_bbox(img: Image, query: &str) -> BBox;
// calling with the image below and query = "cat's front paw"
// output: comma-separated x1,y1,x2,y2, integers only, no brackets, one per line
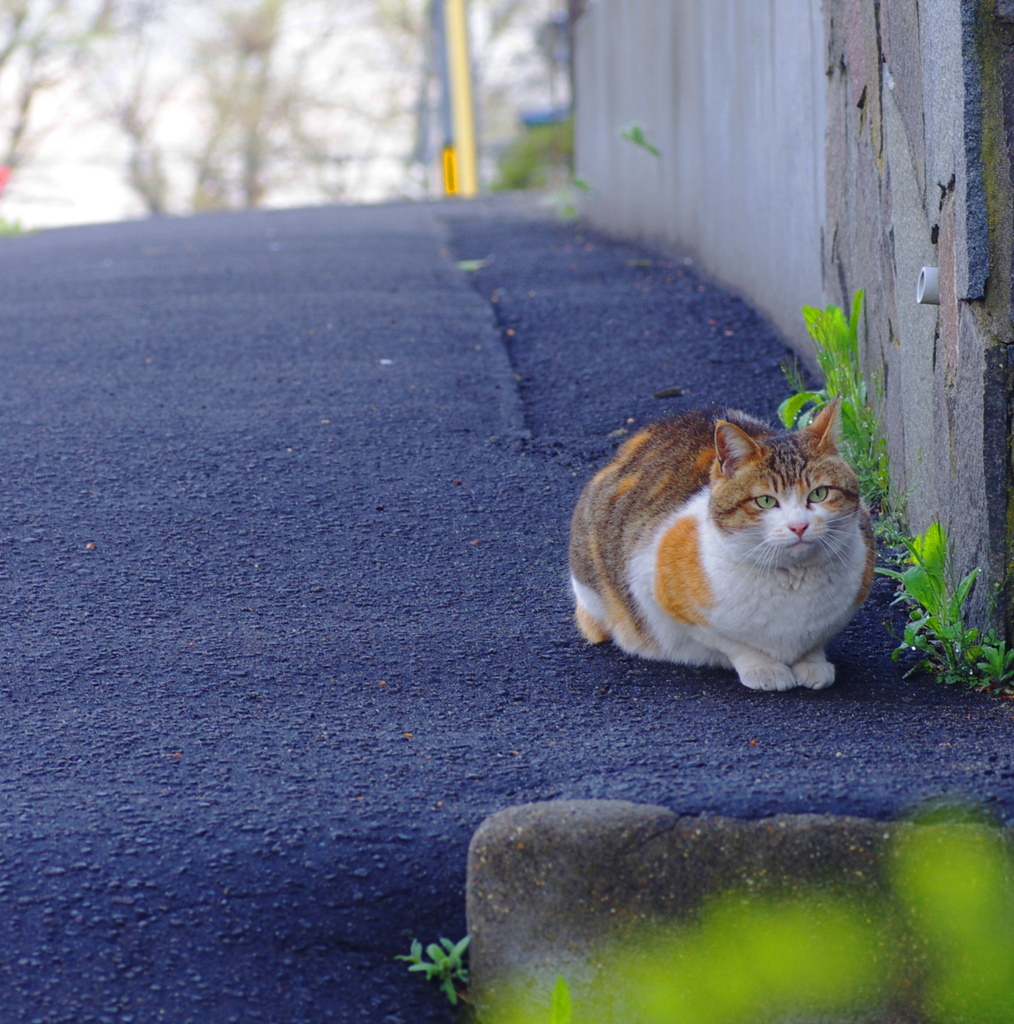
736,661,797,692
792,657,836,690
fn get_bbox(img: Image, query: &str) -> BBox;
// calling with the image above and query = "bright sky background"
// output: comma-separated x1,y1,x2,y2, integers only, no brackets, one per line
0,0,566,230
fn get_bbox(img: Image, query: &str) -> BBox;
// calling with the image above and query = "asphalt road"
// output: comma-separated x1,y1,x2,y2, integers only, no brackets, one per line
1,196,1011,1023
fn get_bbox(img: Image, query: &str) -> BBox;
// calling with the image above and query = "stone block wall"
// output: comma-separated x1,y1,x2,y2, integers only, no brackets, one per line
824,0,1012,623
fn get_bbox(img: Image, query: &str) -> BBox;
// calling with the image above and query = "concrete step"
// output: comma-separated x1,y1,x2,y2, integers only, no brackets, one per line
466,800,953,1022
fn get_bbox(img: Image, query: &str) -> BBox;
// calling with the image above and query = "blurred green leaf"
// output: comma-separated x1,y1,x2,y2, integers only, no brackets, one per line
619,122,661,158
550,974,572,1024
893,819,1014,1023
776,389,825,429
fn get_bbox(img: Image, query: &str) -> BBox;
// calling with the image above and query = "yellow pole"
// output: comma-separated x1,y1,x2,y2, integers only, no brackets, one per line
442,145,458,195
444,0,478,197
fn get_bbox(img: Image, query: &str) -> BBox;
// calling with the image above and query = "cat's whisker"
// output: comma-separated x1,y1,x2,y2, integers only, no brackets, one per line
813,531,854,574
730,536,781,583
740,536,776,566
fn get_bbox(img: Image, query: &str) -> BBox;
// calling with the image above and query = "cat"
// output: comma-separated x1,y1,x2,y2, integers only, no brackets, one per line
568,398,875,691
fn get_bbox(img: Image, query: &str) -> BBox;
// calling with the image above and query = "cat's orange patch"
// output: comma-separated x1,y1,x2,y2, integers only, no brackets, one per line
591,464,616,486
615,430,651,461
614,473,640,497
654,517,713,626
694,447,717,476
575,603,609,644
579,534,649,652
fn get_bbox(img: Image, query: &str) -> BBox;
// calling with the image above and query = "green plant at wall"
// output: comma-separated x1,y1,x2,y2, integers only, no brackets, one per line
486,812,1014,1024
619,122,661,158
551,174,598,221
396,935,470,1005
778,290,895,521
877,521,1014,694
778,296,1013,695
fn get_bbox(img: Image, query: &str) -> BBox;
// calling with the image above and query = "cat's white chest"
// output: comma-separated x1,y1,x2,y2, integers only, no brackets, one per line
699,522,865,661
777,563,809,590
629,497,868,667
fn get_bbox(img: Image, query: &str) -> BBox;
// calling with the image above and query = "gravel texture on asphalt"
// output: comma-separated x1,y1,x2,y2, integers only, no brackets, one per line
0,196,1011,1022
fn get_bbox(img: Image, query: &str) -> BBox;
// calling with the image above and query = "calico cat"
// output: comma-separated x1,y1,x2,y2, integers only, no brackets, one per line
568,399,875,691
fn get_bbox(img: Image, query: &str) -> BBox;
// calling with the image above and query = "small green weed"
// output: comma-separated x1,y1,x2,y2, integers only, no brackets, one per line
877,522,1014,694
978,640,1014,688
778,291,896,522
547,176,598,220
618,122,660,158
396,935,470,1005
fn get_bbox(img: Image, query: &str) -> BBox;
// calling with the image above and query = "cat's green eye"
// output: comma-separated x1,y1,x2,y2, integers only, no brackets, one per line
808,486,830,504
755,495,778,510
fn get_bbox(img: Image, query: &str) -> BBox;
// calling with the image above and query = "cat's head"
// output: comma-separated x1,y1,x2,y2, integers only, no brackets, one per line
707,399,864,566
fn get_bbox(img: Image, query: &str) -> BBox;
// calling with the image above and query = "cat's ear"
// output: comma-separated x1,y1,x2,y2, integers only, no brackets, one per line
713,420,762,476
805,396,842,453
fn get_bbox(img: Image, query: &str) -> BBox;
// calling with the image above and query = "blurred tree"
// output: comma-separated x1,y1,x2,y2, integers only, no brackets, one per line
188,0,361,210
190,0,285,209
0,0,562,218
371,0,432,192
0,0,115,191
468,0,562,176
85,0,174,213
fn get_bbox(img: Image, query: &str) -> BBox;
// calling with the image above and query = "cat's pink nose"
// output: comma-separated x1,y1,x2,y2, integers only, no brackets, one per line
788,522,809,538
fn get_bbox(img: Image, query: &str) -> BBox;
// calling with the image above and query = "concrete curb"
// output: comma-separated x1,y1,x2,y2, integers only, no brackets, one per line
466,800,900,1018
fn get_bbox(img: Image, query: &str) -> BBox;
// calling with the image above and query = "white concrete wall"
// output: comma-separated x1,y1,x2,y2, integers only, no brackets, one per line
574,0,826,355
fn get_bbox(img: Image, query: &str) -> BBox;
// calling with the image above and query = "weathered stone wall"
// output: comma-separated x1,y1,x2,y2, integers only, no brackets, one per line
824,0,1013,623
573,0,1014,625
